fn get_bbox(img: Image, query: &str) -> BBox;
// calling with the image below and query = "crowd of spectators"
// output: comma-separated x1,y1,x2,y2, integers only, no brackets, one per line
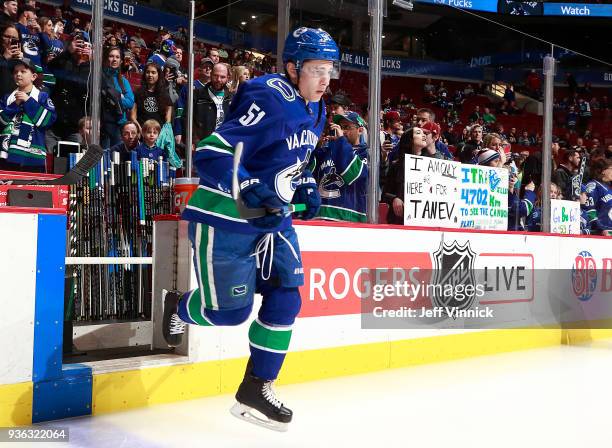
0,0,609,236
331,75,610,234
0,0,275,173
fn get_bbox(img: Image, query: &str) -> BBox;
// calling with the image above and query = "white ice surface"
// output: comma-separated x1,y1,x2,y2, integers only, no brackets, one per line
25,341,612,448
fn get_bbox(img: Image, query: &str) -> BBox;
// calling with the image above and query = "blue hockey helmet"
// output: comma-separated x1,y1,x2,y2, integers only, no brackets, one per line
283,27,340,79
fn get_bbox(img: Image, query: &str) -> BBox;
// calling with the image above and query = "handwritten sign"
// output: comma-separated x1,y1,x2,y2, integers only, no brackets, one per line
551,199,581,234
403,155,509,230
458,165,509,230
404,155,461,228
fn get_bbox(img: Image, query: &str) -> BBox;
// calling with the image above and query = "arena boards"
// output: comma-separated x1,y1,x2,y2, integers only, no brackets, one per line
1,213,612,425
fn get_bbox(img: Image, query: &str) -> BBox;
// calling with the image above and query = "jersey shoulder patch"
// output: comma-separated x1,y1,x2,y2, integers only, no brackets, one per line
265,77,296,102
585,181,597,194
235,82,286,120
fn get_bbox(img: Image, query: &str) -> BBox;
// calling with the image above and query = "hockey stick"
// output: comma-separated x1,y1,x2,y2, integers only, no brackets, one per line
231,141,306,219
571,153,587,201
4,144,105,185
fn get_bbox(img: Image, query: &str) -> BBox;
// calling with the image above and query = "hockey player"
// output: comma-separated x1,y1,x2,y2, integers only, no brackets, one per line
162,27,340,431
311,112,368,222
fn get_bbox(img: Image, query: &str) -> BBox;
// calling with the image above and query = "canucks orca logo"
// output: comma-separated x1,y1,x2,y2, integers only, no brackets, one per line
319,167,344,199
432,241,477,316
274,155,310,202
23,40,39,56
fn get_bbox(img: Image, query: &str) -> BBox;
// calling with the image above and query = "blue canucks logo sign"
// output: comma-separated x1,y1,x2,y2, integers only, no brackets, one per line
572,250,597,301
432,241,477,312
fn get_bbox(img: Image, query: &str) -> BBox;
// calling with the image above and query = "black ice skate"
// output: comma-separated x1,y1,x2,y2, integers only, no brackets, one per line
162,289,186,347
230,373,292,432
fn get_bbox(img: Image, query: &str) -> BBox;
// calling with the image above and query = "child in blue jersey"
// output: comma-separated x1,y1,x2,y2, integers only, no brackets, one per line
132,119,164,160
0,58,55,172
311,111,368,222
508,176,537,231
162,27,340,431
582,157,612,236
524,182,560,232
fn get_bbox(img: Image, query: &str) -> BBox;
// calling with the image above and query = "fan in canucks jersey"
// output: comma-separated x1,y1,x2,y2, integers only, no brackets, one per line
582,157,612,236
162,27,340,432
311,111,368,222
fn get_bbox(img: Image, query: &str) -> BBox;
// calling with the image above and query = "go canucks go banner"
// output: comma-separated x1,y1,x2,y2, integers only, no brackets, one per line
43,0,276,51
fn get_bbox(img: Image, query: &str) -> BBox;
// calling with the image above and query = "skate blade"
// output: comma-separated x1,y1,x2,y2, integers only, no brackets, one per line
230,402,288,432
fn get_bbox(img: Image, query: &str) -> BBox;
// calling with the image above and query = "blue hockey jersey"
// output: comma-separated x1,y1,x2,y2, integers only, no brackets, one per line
182,74,326,233
583,180,612,232
15,24,41,70
508,189,536,231
311,137,368,222
0,86,56,167
132,143,165,161
39,33,63,67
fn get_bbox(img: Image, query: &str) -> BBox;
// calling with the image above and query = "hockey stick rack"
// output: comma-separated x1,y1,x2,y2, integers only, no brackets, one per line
0,144,104,186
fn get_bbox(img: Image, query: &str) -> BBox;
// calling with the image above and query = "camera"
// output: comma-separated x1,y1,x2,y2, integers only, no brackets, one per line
165,57,181,80
123,50,134,63
510,152,524,161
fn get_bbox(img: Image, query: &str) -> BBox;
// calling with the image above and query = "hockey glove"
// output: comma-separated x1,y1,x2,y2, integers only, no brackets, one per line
292,170,320,220
240,178,287,229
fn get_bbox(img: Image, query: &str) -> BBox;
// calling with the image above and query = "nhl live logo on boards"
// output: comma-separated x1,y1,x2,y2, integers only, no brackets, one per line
431,241,477,313
299,239,534,318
